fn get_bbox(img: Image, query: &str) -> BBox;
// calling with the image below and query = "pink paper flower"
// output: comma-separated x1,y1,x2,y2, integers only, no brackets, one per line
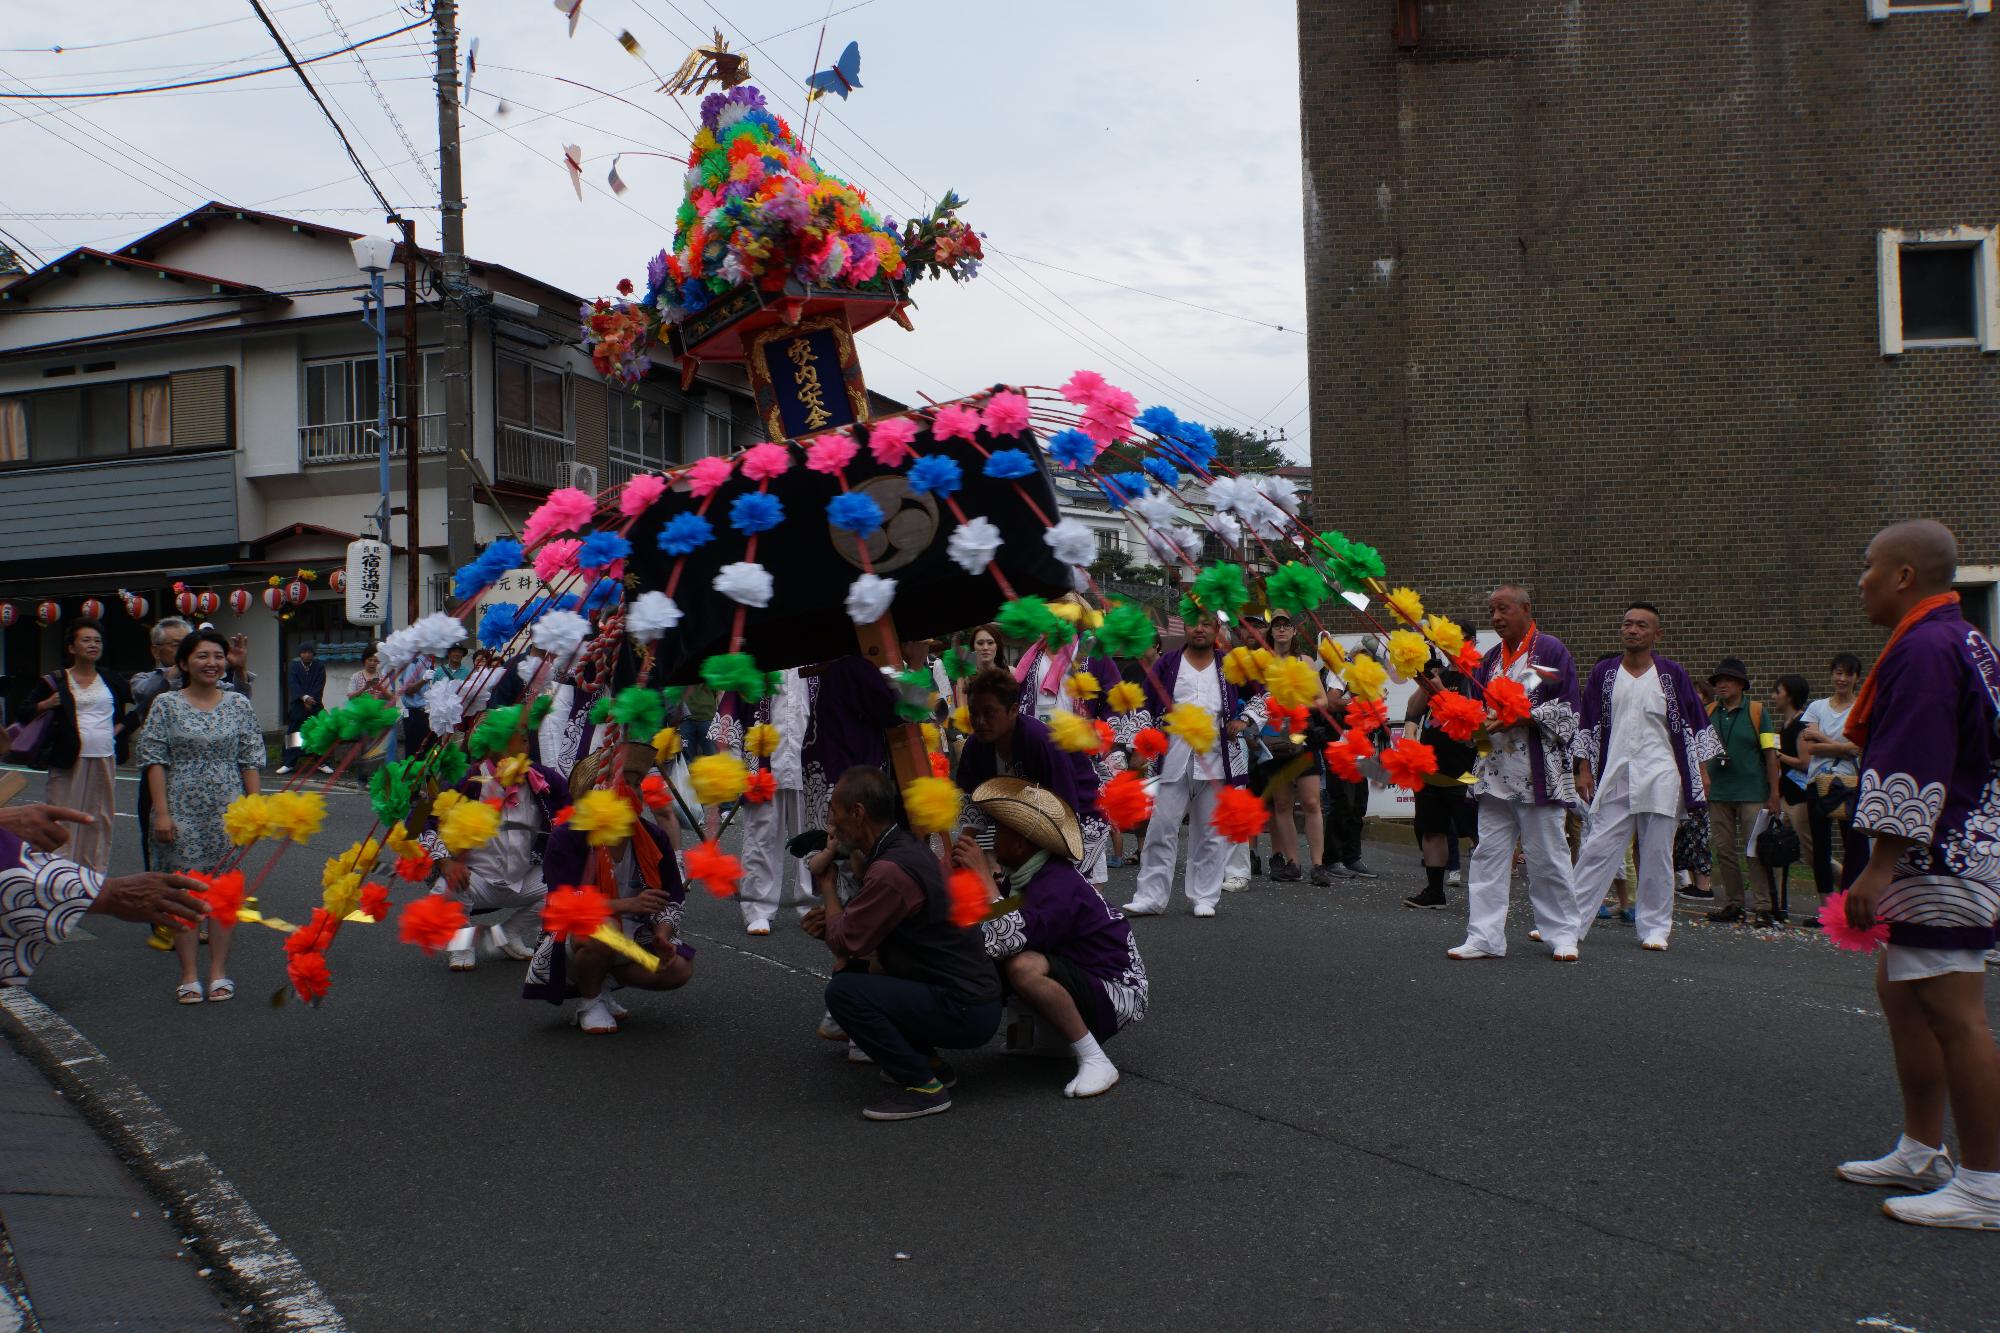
523,487,596,548
687,455,734,498
931,403,982,442
1059,370,1107,404
866,417,920,467
804,432,858,474
981,391,1032,437
740,442,793,482
533,538,581,583
1819,891,1892,953
618,473,666,518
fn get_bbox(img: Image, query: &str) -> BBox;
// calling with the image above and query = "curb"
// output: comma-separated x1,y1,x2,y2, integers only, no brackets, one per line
0,990,347,1332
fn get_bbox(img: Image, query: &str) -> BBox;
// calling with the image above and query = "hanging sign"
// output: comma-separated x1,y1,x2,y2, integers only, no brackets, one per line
345,539,390,627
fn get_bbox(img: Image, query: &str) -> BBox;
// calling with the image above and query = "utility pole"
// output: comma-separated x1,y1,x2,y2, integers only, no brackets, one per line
399,215,422,618
434,0,477,570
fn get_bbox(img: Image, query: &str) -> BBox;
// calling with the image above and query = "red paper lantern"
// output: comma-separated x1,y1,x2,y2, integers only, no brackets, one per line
194,591,220,617
228,589,253,616
261,587,288,613
174,590,198,616
78,598,104,620
123,595,149,620
284,579,308,607
35,601,60,626
328,569,347,594
0,603,14,628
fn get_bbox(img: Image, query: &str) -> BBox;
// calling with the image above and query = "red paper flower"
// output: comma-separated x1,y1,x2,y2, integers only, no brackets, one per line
542,886,613,940
1323,728,1377,783
358,882,391,922
1344,698,1389,734
1428,690,1486,743
287,949,330,1004
1097,770,1154,831
1266,703,1306,737
1210,786,1270,843
1379,737,1439,791
1453,642,1483,677
284,907,339,957
1485,676,1533,728
928,751,950,780
640,772,672,810
1819,891,1891,953
553,804,575,826
1092,719,1116,752
685,840,743,898
398,895,467,953
393,852,434,883
187,869,245,927
743,769,777,804
948,868,991,927
1131,727,1169,762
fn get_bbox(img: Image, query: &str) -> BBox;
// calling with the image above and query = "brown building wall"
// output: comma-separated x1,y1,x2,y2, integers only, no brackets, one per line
1299,0,1999,688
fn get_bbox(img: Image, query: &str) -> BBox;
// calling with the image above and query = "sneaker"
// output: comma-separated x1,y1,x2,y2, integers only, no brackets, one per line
1618,907,1636,925
1270,859,1303,883
846,1042,874,1064
1447,942,1502,960
1445,869,1464,887
861,1085,953,1121
1404,889,1448,910
1107,855,1127,868
1838,1139,1955,1191
1595,904,1614,921
879,1060,958,1089
1707,904,1745,924
573,997,617,1034
486,924,534,961
1320,861,1355,880
1220,877,1249,894
1310,865,1335,887
318,764,335,775
1344,861,1378,880
274,765,293,776
446,948,476,972
816,1013,847,1042
1882,1176,2000,1230
1678,885,1716,901
1191,902,1216,918
1119,901,1163,917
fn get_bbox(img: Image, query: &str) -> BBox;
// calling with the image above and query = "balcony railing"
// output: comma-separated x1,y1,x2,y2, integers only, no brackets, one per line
299,414,445,466
495,421,572,489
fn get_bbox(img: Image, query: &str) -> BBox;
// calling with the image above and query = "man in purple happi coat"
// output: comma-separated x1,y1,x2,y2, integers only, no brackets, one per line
1569,602,1722,950
956,667,1109,878
1832,521,2000,1231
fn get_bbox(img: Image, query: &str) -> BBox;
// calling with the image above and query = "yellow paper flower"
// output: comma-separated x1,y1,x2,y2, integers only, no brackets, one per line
920,722,942,753
439,799,500,854
1048,710,1101,753
652,726,683,764
1047,601,1103,630
325,838,381,881
1165,701,1218,754
689,753,749,806
320,870,362,921
1105,681,1145,715
223,794,270,846
1223,646,1268,687
1385,586,1425,627
494,754,531,788
569,789,637,847
1065,671,1101,702
744,723,780,758
1341,653,1389,702
1387,629,1430,680
264,792,327,844
951,705,972,734
902,776,963,836
432,789,464,817
1317,638,1348,674
384,822,422,858
1265,657,1321,711
1422,614,1465,658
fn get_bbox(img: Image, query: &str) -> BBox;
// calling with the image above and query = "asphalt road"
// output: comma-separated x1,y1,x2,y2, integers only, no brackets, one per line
15,768,2000,1332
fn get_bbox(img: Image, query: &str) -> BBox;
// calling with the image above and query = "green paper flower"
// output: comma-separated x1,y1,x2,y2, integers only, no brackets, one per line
428,744,468,790
609,686,665,734
468,705,523,760
1315,531,1385,593
1266,561,1330,615
940,646,977,682
1093,601,1158,659
337,695,402,740
299,710,341,756
369,758,420,826
526,696,553,728
701,652,768,701
1190,563,1249,616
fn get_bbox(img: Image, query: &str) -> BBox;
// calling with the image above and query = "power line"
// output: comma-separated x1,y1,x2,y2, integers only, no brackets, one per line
2,283,373,314
0,18,429,99
1,6,410,87
0,67,235,211
0,0,325,55
310,0,438,195
246,0,397,216
990,248,1305,335
0,207,437,220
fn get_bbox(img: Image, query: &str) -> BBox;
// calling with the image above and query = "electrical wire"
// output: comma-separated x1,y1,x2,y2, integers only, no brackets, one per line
2,283,372,313
1,6,411,88
246,0,398,216
0,0,324,56
0,18,429,99
0,67,236,211
309,0,439,194
991,248,1304,335
0,207,437,220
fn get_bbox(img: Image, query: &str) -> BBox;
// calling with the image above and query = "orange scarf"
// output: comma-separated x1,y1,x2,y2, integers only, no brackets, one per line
1499,623,1538,672
1844,592,1958,752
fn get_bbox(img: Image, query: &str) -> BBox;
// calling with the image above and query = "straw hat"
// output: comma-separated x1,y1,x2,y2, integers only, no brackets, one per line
568,744,615,797
970,776,1084,862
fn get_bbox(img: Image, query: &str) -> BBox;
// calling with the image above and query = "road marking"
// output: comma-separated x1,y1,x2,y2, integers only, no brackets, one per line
1858,1318,1933,1333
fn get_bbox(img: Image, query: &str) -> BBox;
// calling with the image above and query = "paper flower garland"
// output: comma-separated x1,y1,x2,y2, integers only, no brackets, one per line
981,391,1031,436
947,516,1003,575
686,840,744,898
659,512,716,555
1264,657,1320,711
1211,786,1270,843
729,491,784,534
532,609,590,658
713,561,774,607
1387,630,1430,680
1097,770,1153,831
846,573,897,625
439,800,500,854
805,433,857,473
1164,702,1218,754
1043,519,1097,568
902,776,963,836
1049,710,1103,753
1384,586,1425,627
1323,730,1375,783
907,454,963,497
626,591,683,643
543,887,612,940
1379,737,1439,790
568,790,638,847
523,487,596,548
399,895,467,953
1340,654,1389,703
1427,691,1485,742
828,491,885,534
1422,615,1466,658
690,753,749,806
1485,676,1533,727
866,417,919,466
983,448,1035,480
932,403,981,441
619,473,666,517
740,442,792,481
576,531,632,571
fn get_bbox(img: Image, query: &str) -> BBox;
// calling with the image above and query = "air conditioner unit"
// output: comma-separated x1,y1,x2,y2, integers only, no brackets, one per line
564,461,599,495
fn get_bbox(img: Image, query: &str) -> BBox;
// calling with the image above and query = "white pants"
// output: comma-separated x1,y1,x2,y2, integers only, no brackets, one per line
1131,774,1228,912
1226,832,1251,882
738,789,810,926
1571,796,1676,945
1463,796,1577,955
442,867,546,951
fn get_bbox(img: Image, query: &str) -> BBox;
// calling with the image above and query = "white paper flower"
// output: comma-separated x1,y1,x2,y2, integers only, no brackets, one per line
625,591,683,644
531,609,590,657
845,573,897,625
427,687,465,735
1249,473,1301,516
714,561,774,608
410,611,468,657
1043,518,1098,568
1128,490,1177,530
1207,511,1243,547
375,627,420,675
517,656,540,685
946,516,1003,575
1145,523,1203,569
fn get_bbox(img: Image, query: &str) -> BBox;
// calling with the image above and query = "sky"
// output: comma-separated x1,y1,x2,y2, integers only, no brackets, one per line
0,0,1310,457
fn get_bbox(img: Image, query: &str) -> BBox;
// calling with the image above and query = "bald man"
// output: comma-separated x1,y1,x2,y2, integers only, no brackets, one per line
1833,520,2000,1230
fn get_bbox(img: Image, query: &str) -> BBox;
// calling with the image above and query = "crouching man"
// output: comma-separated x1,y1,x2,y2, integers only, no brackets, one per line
805,766,1001,1122
953,777,1149,1098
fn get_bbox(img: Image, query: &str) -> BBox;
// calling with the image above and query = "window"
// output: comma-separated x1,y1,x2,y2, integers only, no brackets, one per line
705,409,735,457
1095,527,1123,554
497,355,566,435
303,351,442,426
0,377,173,464
1877,227,1999,355
609,390,681,473
1867,0,1989,17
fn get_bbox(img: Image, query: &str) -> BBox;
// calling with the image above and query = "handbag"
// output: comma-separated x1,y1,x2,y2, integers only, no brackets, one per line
4,675,62,769
1755,816,1802,868
1812,772,1853,821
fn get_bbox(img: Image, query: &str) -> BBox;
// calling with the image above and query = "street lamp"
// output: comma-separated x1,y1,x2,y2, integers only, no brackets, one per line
351,236,396,634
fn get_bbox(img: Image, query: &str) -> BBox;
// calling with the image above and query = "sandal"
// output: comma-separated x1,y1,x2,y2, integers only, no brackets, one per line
176,981,205,1005
206,978,236,1003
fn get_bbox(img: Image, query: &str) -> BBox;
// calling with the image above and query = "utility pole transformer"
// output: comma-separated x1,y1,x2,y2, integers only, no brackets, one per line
434,0,477,571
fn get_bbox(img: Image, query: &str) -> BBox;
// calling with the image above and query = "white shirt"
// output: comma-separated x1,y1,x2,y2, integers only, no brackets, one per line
1476,648,1541,802
1599,663,1680,817
1802,697,1857,780
68,672,114,759
459,767,544,891
1161,652,1226,783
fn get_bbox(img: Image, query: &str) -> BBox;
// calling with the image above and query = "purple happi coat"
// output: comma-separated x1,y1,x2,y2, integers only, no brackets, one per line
1014,642,1123,722
1843,601,2000,951
1578,654,1723,813
523,814,691,1004
1141,649,1247,783
801,655,899,828
955,712,1098,814
980,856,1149,1040
1473,630,1582,806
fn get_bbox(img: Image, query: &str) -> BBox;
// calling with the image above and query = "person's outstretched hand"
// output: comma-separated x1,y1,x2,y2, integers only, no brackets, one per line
88,873,208,929
0,805,93,852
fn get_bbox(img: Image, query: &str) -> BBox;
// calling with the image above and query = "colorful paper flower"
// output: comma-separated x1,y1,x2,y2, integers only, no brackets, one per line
946,516,1003,575
626,591,683,644
866,417,919,466
1105,681,1146,715
1097,770,1153,831
805,432,857,474
690,753,749,806
827,491,885,534
658,512,716,555
1346,698,1390,734
845,572,898,624
1211,786,1270,843
399,895,467,953
1427,691,1485,742
1379,737,1439,790
740,441,792,481
1820,891,1892,952
983,448,1035,480
906,454,962,497
619,473,666,518
523,487,596,547
569,790,638,847
1422,615,1466,659
743,769,777,803
1485,676,1533,728
713,561,773,607
729,491,783,534
543,886,612,940
687,455,734,498
1323,729,1375,783
1131,727,1169,761
533,538,581,584
1341,653,1389,703
1047,429,1097,471
932,403,981,441
686,840,744,898
1165,702,1218,754
902,776,963,836
1264,657,1321,711
439,799,500,853
287,950,331,1003
947,868,991,927
980,391,1031,437
1384,586,1425,627
576,531,632,571
1387,630,1430,681
1048,710,1103,753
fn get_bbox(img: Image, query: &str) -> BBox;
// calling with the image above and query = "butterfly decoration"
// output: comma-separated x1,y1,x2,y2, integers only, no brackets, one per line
462,37,477,104
804,40,862,101
563,144,584,201
552,0,581,39
607,154,628,196
661,28,750,97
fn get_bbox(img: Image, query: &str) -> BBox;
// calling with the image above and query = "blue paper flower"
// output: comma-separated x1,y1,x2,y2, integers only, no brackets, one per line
906,454,963,497
1135,405,1182,436
1047,429,1097,471
729,491,784,535
451,537,524,601
827,491,885,534
1098,471,1148,509
657,512,715,555
582,578,622,612
983,448,1035,480
1142,456,1181,489
576,530,633,571
1171,419,1218,465
477,603,517,649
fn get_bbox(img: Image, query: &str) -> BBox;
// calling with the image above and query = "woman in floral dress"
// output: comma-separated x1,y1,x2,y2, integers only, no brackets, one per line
137,629,263,1004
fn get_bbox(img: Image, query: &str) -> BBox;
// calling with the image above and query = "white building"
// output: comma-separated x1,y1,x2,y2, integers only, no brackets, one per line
0,203,760,734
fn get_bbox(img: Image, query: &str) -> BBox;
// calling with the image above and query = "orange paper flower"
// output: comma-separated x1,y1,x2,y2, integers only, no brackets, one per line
284,907,339,957
640,772,673,810
1485,676,1533,728
398,895,467,953
358,882,391,922
287,950,331,1004
1092,719,1116,752
1345,698,1389,734
928,751,950,780
1453,641,1484,677
188,869,246,927
1131,727,1168,762
1097,770,1153,831
1379,737,1439,791
948,868,991,927
542,886,613,940
686,839,743,898
1211,785,1270,843
393,852,434,883
1323,728,1376,783
743,769,777,804
1427,690,1486,743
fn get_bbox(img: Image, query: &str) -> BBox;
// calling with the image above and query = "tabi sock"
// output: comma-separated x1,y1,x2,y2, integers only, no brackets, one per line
1897,1133,1948,1165
1952,1166,2000,1200
1065,1033,1119,1097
